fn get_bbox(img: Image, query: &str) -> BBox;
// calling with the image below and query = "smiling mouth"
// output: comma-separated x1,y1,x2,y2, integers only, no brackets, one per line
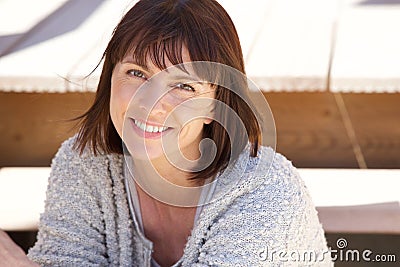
132,119,170,133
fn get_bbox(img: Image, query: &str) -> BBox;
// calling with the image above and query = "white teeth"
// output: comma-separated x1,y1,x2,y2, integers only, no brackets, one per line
133,119,168,133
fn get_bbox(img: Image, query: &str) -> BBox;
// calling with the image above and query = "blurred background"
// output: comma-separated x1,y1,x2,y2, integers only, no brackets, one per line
0,0,399,265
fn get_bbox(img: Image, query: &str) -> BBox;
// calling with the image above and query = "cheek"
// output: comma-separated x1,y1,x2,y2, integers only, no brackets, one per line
110,82,134,136
179,119,205,143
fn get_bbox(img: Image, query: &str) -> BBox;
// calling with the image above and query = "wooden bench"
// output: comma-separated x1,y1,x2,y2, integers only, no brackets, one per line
1,167,399,233
0,168,49,231
299,169,400,234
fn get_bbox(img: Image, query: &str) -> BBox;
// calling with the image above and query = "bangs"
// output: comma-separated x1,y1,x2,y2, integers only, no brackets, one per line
106,0,229,75
108,0,194,71
128,30,187,71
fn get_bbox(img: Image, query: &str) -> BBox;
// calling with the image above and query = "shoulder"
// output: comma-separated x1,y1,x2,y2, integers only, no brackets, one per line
207,145,315,225
256,147,309,202
49,134,124,195
209,146,319,239
53,134,104,165
236,146,313,218
218,146,309,205
43,134,126,221
52,134,122,173
229,147,324,244
28,136,128,266
187,148,330,265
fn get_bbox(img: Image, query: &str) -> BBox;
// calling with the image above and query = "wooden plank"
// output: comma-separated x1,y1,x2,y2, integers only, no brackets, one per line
317,203,400,234
0,0,111,92
66,0,138,91
264,92,359,167
299,169,400,207
0,0,67,35
247,0,338,91
0,167,49,231
330,0,400,92
1,92,398,168
300,168,400,234
2,167,399,233
217,0,273,61
0,0,68,55
70,0,269,90
0,91,360,168
1,0,337,93
0,92,94,167
341,93,400,168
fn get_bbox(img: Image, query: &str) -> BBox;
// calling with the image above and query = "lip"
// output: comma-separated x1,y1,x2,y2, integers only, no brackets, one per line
129,118,172,139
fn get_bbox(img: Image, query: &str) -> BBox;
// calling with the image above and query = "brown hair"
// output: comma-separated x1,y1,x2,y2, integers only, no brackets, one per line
74,0,260,180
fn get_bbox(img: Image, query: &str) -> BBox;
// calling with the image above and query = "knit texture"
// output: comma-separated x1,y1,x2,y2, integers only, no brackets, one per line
28,135,333,266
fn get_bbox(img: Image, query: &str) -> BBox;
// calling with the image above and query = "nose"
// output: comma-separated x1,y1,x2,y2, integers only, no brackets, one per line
141,96,171,116
135,82,172,117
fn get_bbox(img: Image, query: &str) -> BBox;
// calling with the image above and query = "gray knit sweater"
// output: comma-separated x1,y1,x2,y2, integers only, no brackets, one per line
28,136,333,266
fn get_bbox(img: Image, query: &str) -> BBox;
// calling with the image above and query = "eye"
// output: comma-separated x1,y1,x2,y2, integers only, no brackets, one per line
127,69,147,80
175,82,195,92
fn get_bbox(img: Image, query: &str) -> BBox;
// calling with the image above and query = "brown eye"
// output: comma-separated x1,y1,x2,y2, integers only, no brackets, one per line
175,83,195,92
127,69,147,79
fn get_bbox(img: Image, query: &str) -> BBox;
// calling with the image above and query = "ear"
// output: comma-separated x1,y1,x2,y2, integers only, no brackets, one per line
203,105,214,125
203,117,213,125
203,85,216,126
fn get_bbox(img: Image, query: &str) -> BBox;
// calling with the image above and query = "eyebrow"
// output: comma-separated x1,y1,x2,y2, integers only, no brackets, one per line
120,59,205,84
171,75,204,83
121,59,150,72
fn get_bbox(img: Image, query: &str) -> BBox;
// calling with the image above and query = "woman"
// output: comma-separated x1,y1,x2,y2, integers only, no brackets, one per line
0,0,332,266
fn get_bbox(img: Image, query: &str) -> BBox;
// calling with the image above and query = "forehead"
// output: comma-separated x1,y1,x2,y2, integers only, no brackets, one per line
121,43,192,72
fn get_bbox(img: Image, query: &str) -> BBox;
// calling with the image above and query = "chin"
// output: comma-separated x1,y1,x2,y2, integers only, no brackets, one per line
126,143,164,160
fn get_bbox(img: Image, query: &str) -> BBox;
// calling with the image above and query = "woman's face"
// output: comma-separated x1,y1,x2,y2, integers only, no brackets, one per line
110,47,215,161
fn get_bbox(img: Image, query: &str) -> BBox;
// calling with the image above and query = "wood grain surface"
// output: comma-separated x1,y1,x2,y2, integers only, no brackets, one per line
1,92,399,168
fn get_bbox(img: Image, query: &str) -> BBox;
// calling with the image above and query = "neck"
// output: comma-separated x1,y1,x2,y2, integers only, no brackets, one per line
139,143,202,187
128,156,202,206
